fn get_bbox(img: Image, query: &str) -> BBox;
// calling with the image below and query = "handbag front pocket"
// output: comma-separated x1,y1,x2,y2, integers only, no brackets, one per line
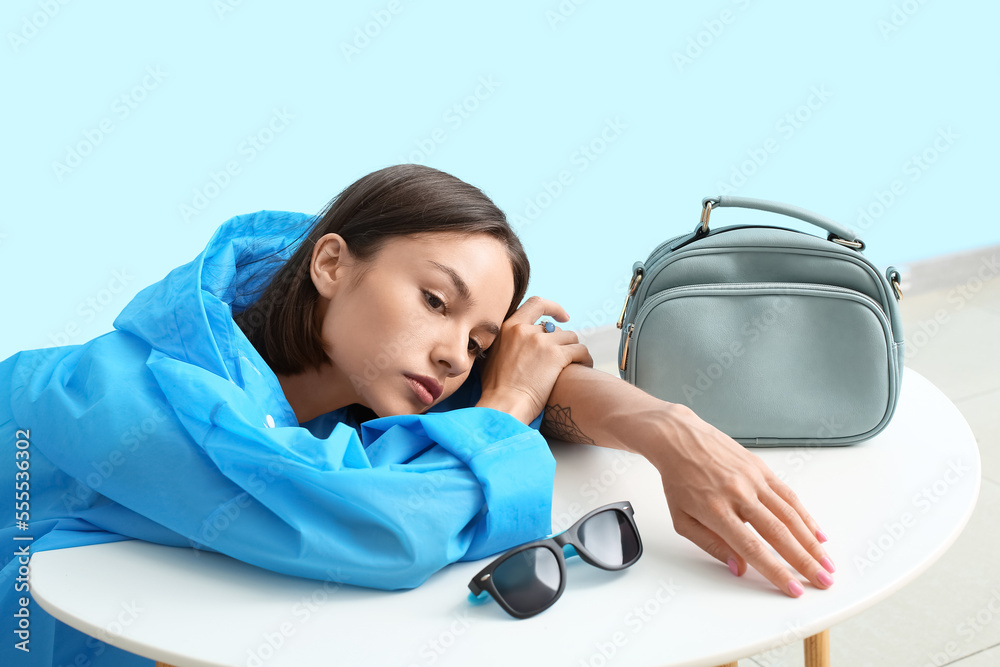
623,282,898,446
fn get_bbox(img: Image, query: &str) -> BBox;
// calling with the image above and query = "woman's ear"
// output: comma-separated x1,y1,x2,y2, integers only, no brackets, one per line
310,233,352,299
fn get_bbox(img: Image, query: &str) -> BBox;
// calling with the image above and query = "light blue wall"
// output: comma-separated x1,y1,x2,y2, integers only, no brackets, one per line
2,1,997,355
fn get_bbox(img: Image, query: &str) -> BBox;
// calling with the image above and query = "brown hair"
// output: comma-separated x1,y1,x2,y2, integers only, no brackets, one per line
234,164,530,375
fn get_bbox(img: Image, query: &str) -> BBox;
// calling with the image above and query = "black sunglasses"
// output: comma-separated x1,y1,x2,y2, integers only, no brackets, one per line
467,501,642,619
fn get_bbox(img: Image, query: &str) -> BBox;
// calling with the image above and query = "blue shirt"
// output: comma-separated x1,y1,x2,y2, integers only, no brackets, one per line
0,211,553,666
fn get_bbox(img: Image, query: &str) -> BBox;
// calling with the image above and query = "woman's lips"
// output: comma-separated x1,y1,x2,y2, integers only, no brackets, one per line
405,374,442,405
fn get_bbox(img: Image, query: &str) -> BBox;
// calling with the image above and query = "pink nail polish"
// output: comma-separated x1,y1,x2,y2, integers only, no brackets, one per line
788,580,805,597
816,529,829,543
728,558,740,577
817,570,834,587
821,555,836,573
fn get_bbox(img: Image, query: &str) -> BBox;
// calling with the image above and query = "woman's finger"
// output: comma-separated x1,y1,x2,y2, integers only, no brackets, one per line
757,488,836,579
767,471,830,545
506,295,570,326
563,342,594,368
738,500,834,593
536,327,593,367
537,328,576,343
671,513,746,577
754,464,835,570
713,513,807,597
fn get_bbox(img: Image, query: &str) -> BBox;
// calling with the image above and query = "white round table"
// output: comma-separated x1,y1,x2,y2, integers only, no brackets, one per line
29,368,981,667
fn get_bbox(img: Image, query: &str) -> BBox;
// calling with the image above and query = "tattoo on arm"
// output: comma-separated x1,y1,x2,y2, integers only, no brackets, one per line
540,404,596,445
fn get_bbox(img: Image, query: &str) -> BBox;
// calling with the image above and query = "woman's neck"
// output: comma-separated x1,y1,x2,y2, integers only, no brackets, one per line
275,364,359,424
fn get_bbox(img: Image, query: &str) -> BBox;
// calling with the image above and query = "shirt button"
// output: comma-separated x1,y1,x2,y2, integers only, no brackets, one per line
265,414,275,428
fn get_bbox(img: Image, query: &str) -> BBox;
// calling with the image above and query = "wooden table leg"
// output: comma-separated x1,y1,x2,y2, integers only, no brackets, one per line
804,629,831,667
155,662,178,667
714,627,829,667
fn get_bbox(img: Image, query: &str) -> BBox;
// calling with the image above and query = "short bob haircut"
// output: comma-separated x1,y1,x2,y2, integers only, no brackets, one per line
234,164,531,376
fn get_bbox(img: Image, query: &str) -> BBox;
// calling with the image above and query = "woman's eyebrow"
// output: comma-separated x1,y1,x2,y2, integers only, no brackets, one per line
428,261,500,337
429,261,472,301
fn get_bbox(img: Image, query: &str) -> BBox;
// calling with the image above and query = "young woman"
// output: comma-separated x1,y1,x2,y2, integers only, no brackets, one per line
1,164,833,665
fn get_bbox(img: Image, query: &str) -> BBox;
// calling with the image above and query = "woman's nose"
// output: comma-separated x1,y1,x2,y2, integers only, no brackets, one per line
433,333,473,377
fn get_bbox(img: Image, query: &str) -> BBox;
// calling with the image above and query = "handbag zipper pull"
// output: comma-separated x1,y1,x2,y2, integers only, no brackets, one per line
886,266,903,301
619,323,634,371
616,267,644,330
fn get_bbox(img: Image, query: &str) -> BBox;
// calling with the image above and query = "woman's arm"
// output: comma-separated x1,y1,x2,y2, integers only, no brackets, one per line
540,362,836,598
472,296,834,597
9,334,557,592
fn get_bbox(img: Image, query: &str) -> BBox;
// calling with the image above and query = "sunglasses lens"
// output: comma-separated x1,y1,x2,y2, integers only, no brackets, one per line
578,509,640,567
492,546,561,616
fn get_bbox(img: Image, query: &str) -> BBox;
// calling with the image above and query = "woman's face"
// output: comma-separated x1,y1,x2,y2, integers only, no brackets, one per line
314,231,515,417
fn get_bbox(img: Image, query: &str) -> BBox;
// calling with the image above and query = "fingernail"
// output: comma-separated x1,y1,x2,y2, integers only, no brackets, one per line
820,555,836,573
728,558,740,577
816,529,829,543
817,570,834,587
788,580,805,597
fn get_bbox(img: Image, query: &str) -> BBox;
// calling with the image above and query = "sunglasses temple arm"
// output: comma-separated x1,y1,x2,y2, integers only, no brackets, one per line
467,590,492,605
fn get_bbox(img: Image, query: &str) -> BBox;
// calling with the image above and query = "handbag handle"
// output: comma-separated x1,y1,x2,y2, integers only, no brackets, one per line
702,195,864,250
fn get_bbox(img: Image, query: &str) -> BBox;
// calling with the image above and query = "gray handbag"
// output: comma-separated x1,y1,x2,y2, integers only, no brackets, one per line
616,195,905,447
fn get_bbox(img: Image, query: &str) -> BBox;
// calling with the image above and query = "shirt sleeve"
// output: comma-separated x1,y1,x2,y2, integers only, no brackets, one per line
11,333,555,591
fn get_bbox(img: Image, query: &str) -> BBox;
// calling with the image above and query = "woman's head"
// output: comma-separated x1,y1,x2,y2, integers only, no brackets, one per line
235,164,530,416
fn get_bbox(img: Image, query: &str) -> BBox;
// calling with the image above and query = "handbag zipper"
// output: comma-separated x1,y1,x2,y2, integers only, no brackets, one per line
622,224,865,332
634,281,889,321
627,225,835,324
642,223,812,269
631,244,893,326
623,281,894,380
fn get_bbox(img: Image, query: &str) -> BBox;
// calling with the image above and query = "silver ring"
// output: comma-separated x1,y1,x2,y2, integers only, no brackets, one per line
540,321,555,333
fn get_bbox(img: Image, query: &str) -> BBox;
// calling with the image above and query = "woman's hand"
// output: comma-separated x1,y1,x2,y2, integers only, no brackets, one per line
537,363,834,597
475,296,592,424
649,403,836,597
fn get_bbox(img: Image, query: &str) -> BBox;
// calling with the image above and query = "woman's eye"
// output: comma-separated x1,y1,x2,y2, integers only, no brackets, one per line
468,339,488,359
423,290,445,311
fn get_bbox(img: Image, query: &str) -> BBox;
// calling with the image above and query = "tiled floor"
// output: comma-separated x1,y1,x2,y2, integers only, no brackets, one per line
580,244,1000,666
